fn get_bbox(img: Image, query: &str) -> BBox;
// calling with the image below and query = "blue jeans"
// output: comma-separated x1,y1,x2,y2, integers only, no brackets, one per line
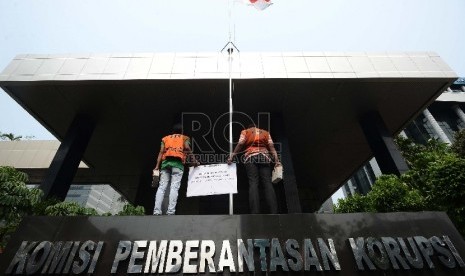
153,167,183,215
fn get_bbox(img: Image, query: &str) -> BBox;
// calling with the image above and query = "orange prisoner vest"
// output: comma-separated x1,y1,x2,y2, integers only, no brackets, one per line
162,134,188,163
242,128,271,157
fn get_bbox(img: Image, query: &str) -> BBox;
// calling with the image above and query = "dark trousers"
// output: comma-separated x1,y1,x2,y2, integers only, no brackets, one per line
245,155,278,214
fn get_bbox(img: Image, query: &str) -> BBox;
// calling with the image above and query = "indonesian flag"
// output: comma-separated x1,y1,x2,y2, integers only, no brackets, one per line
244,0,273,11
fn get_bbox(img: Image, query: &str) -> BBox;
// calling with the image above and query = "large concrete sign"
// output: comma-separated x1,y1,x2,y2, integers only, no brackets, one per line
1,212,464,275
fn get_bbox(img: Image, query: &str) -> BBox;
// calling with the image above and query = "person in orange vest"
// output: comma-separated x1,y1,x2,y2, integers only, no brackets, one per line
227,124,281,214
153,124,198,215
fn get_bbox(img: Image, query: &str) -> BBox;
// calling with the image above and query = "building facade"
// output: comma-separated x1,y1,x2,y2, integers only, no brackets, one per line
64,184,126,214
3,53,465,276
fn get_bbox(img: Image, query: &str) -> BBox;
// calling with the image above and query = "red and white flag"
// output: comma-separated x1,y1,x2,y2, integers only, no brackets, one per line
238,0,273,11
249,0,272,10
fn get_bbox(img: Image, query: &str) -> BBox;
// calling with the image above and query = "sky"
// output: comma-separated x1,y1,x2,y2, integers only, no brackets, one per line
1,0,465,139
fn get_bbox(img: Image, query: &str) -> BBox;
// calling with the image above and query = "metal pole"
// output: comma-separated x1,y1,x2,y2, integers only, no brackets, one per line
229,52,234,215
228,0,234,215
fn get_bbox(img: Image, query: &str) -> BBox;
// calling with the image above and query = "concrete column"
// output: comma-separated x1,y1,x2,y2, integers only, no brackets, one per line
422,108,451,145
368,157,382,177
399,130,408,139
40,115,95,200
453,105,465,125
347,180,356,196
362,164,376,185
272,114,302,213
360,111,409,176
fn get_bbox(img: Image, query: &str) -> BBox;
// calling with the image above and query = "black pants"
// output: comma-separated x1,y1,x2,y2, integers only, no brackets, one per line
245,155,278,214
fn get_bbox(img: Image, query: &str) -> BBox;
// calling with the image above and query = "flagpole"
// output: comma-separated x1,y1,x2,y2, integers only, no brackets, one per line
228,0,234,216
221,0,237,216
223,0,271,216
228,54,234,216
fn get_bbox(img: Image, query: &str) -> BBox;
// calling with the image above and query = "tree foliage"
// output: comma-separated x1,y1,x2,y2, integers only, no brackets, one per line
335,136,465,237
451,128,465,158
334,175,426,213
0,167,42,219
0,131,35,141
44,201,98,216
0,132,23,141
368,175,426,212
117,204,145,216
334,193,371,213
0,166,145,251
0,167,42,250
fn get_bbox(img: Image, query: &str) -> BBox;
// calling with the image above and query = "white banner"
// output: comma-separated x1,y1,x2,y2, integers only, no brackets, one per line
187,164,238,197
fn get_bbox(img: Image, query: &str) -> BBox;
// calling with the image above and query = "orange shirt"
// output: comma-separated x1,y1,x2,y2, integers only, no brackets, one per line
239,127,274,160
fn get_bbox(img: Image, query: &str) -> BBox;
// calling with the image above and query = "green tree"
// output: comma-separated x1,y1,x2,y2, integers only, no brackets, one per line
44,201,98,216
335,137,465,236
0,133,22,141
451,128,465,158
334,175,425,213
0,167,42,250
0,131,35,141
0,166,146,251
368,175,426,212
117,204,145,216
334,193,372,213
0,166,99,251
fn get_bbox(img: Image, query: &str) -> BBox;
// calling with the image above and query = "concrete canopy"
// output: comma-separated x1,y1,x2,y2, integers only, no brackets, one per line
0,52,457,212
